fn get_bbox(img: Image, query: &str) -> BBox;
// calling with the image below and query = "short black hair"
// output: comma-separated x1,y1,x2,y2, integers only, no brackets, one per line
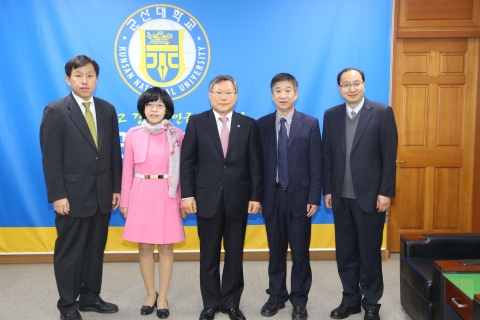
209,74,238,93
65,55,100,77
337,68,365,85
137,87,174,120
270,73,298,91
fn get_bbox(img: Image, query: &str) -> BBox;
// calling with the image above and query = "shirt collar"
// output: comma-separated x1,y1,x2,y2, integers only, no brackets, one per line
276,109,294,124
212,109,233,122
72,92,94,108
346,97,364,114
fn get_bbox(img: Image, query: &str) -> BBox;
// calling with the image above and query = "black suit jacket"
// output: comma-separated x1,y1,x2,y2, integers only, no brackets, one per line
322,98,398,212
180,109,263,219
40,93,122,217
256,111,322,218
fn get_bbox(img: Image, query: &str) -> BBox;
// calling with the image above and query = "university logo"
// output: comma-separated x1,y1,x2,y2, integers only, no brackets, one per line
114,5,210,99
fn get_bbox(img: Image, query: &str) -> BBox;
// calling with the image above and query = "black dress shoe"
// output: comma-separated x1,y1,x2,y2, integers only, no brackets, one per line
221,307,247,320
157,300,169,319
60,310,82,320
261,297,285,317
79,298,118,313
141,292,158,315
330,304,361,319
292,306,308,320
364,310,380,320
199,308,220,320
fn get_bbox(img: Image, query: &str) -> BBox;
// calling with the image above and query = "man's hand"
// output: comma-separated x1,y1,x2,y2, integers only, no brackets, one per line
112,193,120,210
306,204,318,217
182,198,197,214
248,201,261,214
324,194,332,209
53,198,70,215
376,195,390,213
119,207,128,218
180,208,187,218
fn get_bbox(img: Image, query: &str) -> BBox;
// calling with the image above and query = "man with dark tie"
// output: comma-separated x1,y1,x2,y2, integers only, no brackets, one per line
180,74,263,320
40,55,122,320
322,68,398,320
256,73,322,320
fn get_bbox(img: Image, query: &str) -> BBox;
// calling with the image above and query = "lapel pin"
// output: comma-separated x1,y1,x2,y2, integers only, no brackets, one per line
237,125,240,127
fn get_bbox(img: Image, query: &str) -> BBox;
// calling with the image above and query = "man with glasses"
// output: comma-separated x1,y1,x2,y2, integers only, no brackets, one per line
181,74,263,320
256,73,321,320
322,68,397,320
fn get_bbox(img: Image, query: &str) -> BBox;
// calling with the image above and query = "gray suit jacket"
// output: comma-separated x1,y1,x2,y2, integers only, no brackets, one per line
40,93,122,217
322,98,398,212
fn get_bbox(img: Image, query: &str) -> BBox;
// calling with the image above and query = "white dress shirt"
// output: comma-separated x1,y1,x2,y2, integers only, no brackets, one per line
212,109,232,136
72,92,97,130
346,97,365,119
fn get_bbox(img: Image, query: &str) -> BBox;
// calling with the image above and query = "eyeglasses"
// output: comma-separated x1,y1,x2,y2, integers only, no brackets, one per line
145,103,165,109
339,81,364,89
210,91,237,98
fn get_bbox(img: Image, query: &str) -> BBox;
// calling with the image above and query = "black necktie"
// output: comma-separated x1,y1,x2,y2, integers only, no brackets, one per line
278,118,288,187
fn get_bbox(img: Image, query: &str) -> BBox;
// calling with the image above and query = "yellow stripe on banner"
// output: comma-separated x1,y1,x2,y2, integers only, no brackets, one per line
0,225,386,253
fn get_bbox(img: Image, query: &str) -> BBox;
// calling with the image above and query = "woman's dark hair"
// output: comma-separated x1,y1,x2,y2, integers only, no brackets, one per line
137,87,174,120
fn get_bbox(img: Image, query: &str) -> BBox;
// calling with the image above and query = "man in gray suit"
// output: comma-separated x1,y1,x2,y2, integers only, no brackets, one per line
40,55,122,320
322,68,397,320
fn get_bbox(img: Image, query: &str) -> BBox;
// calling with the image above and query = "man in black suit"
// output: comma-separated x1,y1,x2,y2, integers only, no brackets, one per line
322,68,398,320
256,73,322,320
40,55,122,320
181,74,263,320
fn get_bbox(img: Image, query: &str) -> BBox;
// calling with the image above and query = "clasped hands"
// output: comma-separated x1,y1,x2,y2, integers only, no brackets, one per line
181,198,262,216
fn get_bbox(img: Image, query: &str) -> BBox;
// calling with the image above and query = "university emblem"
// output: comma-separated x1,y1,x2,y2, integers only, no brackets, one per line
114,5,210,99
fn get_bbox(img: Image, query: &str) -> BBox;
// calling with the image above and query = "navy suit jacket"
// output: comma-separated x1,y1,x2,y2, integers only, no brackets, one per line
180,109,263,219
256,111,322,218
40,93,123,217
322,98,398,213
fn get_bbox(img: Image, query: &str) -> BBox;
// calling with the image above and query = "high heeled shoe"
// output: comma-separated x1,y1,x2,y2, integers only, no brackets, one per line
140,292,158,315
156,300,169,319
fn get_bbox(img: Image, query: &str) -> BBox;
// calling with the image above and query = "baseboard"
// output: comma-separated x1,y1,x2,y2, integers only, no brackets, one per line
0,249,390,264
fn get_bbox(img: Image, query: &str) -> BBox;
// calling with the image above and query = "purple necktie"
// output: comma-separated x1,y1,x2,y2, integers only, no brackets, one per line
219,117,229,158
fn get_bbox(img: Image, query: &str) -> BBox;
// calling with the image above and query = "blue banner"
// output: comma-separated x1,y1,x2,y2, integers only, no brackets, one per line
0,0,392,252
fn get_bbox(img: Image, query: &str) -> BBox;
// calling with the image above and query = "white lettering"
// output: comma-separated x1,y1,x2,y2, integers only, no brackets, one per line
140,9,151,22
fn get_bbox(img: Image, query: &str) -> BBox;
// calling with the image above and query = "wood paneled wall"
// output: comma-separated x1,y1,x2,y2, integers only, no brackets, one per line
389,0,480,251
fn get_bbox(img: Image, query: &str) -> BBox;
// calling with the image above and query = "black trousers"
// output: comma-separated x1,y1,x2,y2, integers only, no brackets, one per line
197,192,248,310
334,197,385,311
54,207,110,313
265,187,312,306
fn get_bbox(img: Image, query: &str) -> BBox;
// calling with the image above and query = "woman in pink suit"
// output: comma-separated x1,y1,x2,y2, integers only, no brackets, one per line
120,87,185,319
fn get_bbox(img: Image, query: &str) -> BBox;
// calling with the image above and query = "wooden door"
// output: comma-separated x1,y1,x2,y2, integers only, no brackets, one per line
387,38,479,251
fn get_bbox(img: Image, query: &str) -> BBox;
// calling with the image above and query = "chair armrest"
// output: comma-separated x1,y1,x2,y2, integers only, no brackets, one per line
400,233,480,260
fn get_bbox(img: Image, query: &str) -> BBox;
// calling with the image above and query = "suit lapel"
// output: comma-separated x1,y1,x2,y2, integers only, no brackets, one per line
288,111,303,148
226,112,242,159
265,112,276,145
94,98,106,151
334,104,347,156
205,110,224,158
67,94,97,151
351,99,373,152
